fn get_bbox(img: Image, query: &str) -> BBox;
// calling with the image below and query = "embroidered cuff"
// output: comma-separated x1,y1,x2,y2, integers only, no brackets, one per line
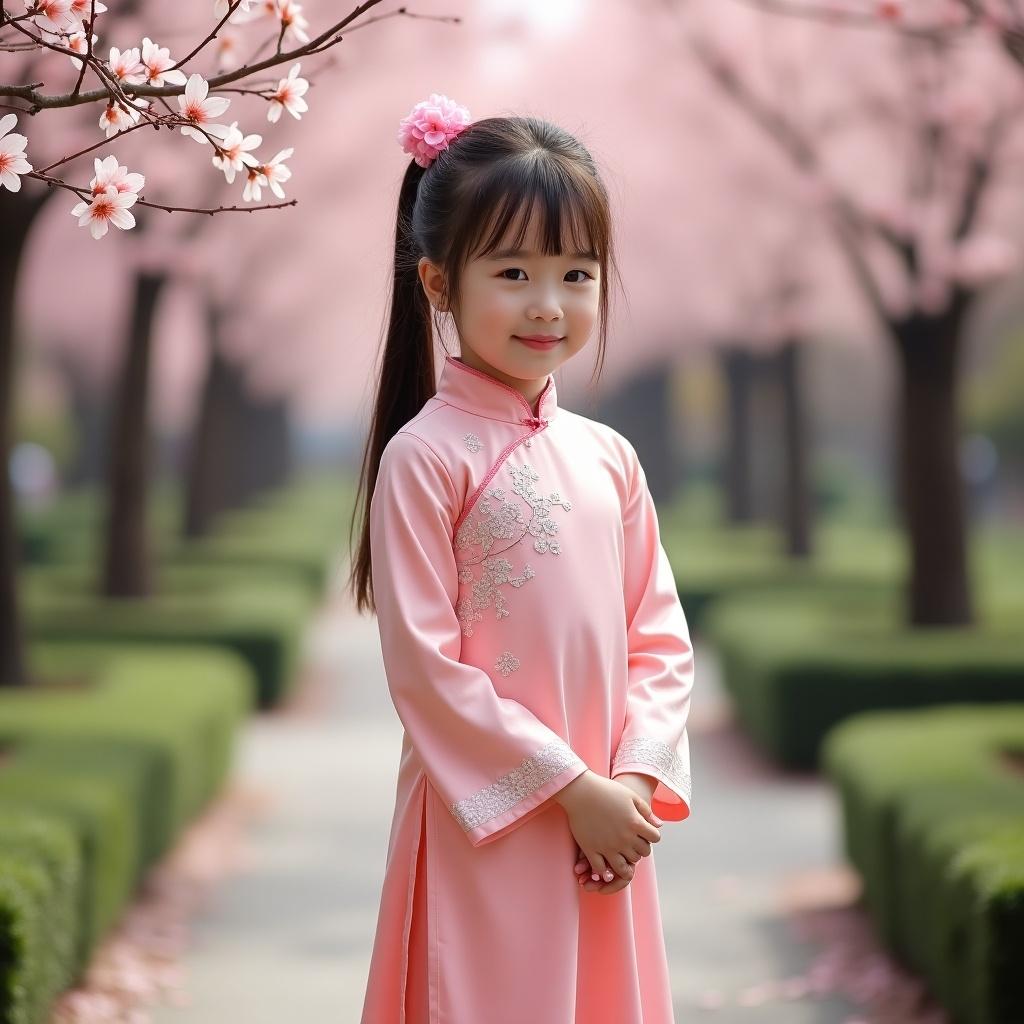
450,738,582,832
612,736,692,805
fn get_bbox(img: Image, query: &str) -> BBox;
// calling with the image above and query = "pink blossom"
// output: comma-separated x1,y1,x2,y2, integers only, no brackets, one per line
108,46,146,85
242,147,292,201
876,0,903,20
215,33,240,71
176,73,231,144
70,184,138,239
140,36,187,87
213,0,254,17
0,113,33,193
397,93,472,168
211,121,262,184
90,154,145,196
67,30,98,69
69,0,107,18
99,98,150,138
267,63,309,123
25,0,79,33
277,0,310,44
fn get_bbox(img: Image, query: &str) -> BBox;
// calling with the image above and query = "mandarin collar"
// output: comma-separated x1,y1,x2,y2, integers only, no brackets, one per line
436,354,558,426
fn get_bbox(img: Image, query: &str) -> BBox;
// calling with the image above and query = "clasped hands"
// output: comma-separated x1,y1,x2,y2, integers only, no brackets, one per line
570,772,661,896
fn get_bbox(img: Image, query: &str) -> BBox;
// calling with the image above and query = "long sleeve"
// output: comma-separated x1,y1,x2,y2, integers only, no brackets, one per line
370,430,590,847
610,442,695,822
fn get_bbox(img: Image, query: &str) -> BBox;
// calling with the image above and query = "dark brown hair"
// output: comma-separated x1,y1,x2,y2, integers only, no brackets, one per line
348,114,621,615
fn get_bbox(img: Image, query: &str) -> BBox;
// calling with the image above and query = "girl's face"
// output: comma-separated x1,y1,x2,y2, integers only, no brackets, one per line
418,209,601,401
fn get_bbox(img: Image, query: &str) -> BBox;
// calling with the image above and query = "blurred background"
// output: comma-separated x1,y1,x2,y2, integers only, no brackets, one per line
1,0,1022,1022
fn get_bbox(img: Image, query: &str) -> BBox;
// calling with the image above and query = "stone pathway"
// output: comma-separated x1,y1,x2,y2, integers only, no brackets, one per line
151,581,874,1023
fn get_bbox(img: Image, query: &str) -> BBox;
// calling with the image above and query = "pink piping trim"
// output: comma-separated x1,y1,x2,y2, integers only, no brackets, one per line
446,357,554,538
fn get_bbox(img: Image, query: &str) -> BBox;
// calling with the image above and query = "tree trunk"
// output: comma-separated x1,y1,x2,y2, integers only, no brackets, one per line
238,395,292,499
595,358,677,503
101,270,166,598
722,346,755,523
777,338,813,558
0,187,53,687
183,304,234,538
893,307,972,626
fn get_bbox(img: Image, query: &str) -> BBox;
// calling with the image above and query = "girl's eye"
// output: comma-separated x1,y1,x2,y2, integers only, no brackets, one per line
499,268,594,282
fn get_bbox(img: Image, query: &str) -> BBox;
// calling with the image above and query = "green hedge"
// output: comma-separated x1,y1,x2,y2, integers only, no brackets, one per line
824,705,1024,1024
704,585,1024,768
0,811,80,1024
661,516,1024,634
0,642,252,1015
23,569,310,709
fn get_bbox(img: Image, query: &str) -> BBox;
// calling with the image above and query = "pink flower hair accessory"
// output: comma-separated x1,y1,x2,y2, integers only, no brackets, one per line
397,93,472,168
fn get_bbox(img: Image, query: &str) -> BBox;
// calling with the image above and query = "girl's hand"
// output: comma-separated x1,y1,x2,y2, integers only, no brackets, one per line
574,773,660,895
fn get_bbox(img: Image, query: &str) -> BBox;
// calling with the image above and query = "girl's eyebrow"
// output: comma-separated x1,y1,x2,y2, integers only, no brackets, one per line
487,246,600,261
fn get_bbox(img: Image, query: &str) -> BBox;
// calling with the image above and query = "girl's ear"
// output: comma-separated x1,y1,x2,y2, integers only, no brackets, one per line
418,257,449,312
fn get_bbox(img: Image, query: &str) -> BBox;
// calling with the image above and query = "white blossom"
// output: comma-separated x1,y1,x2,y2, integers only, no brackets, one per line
69,0,107,18
177,73,231,144
70,184,138,239
25,0,80,33
90,154,145,197
108,46,146,85
277,0,309,44
0,113,33,193
213,0,255,17
98,98,150,138
261,147,293,199
267,63,309,123
67,30,99,69
211,121,262,184
140,36,188,87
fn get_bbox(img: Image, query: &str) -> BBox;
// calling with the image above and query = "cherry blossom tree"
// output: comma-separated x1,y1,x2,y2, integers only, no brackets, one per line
0,0,458,686
676,0,1024,627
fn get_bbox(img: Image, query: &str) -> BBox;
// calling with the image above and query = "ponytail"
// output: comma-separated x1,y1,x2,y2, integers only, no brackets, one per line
347,159,436,615
348,114,618,616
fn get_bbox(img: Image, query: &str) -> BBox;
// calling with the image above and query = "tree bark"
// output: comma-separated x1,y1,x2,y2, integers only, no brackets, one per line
722,346,755,523
0,187,53,687
893,306,972,626
101,269,166,598
777,338,813,559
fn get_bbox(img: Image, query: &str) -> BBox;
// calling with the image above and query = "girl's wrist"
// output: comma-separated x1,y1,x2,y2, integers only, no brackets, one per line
615,771,657,802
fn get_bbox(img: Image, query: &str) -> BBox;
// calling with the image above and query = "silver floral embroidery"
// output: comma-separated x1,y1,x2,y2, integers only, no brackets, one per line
450,739,581,832
495,650,520,676
454,462,571,637
463,432,483,452
612,736,692,803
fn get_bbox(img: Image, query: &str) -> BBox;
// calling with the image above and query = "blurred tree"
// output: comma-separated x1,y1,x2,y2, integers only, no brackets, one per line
685,0,1024,625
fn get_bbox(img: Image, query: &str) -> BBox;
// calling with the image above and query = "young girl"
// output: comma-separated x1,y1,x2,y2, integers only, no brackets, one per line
349,94,695,1024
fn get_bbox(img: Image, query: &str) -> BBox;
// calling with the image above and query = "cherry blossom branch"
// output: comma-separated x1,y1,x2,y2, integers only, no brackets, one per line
688,33,895,323
27,167,296,214
170,0,243,72
70,0,98,96
1,0,393,109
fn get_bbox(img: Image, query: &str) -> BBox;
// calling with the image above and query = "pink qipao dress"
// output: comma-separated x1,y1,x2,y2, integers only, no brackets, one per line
360,354,695,1024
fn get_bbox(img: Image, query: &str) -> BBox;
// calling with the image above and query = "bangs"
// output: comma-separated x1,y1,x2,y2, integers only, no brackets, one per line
458,157,608,266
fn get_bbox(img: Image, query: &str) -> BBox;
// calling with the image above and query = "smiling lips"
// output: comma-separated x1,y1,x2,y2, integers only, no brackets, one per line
515,335,564,349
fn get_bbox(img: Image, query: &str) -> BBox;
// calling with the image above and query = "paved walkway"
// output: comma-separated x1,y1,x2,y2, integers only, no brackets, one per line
153,579,866,1023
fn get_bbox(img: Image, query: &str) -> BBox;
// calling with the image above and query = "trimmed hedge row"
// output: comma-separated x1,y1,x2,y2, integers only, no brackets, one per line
0,812,80,1024
0,643,252,1022
824,704,1024,1024
23,567,311,709
703,585,1024,768
18,474,350,596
